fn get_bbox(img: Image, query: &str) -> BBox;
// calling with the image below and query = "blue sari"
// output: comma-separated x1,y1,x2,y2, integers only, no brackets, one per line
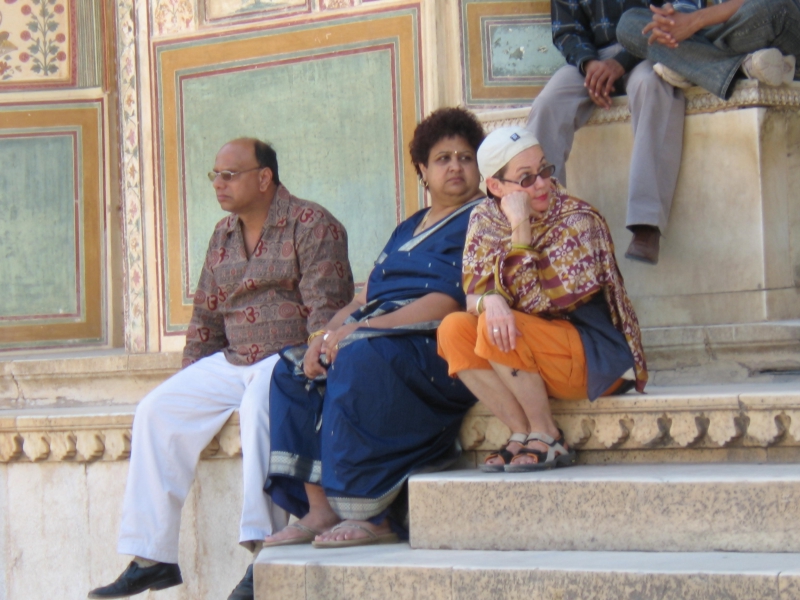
266,199,480,534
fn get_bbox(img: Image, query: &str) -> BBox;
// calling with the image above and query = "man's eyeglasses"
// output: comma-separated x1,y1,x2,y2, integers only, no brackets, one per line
495,164,556,188
207,166,263,182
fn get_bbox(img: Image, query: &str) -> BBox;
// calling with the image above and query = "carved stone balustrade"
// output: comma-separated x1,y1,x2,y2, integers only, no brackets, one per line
459,384,800,462
0,406,241,463
2,384,798,464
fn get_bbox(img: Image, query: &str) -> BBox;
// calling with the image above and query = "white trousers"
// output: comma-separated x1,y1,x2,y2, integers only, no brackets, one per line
117,352,288,564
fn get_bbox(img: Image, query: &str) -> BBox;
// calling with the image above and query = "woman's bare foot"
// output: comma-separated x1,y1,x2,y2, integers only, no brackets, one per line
314,519,392,543
264,511,341,544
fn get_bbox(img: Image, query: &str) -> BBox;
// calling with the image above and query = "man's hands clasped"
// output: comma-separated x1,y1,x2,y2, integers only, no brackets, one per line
643,3,702,48
583,58,625,109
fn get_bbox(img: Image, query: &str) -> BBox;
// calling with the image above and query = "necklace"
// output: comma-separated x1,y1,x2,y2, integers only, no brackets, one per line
418,210,432,232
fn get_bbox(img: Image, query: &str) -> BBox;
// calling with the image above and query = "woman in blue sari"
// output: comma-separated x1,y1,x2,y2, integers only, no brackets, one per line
263,108,484,548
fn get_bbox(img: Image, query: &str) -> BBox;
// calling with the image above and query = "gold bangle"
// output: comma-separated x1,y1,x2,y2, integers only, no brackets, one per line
476,290,501,315
307,329,326,344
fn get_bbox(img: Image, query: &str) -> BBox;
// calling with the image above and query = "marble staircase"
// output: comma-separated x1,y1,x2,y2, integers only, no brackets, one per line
252,441,800,600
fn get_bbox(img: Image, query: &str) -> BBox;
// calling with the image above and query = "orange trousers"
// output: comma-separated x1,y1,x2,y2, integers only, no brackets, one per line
437,311,621,401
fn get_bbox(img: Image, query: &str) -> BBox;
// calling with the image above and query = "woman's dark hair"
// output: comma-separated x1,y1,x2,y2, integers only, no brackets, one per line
409,107,485,178
254,139,280,185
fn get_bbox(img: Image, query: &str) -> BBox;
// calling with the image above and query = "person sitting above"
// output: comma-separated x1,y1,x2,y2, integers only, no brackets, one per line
526,0,688,265
261,107,484,548
437,126,647,472
617,0,798,99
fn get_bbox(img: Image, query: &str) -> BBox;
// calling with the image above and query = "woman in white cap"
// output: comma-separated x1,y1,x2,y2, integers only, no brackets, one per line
437,125,647,471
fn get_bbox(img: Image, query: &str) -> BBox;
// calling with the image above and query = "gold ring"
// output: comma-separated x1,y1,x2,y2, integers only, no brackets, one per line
335,343,340,350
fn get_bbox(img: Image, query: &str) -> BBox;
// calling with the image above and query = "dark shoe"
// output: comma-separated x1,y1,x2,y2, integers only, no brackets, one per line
625,225,660,265
227,564,254,600
87,561,182,599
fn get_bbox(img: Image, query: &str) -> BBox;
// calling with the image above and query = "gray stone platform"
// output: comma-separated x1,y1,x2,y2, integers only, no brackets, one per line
254,545,800,600
408,464,800,552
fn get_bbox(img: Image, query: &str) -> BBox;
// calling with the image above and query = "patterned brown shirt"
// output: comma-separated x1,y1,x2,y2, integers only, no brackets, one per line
183,185,354,368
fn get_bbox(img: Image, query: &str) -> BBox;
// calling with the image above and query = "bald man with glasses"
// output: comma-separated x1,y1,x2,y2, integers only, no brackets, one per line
88,138,354,600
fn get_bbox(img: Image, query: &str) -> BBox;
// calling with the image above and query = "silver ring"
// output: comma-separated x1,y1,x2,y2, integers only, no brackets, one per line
493,328,500,333
323,333,330,341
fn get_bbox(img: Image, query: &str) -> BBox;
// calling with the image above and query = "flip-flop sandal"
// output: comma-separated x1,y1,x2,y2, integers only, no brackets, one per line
262,522,320,548
505,429,576,472
311,522,399,549
480,432,528,472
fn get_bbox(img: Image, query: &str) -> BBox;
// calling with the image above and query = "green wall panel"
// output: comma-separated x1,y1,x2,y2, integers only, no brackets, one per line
0,134,79,319
181,49,398,291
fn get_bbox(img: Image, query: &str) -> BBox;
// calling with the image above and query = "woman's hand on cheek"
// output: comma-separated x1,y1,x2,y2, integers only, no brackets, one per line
321,322,360,364
500,191,532,230
483,295,519,352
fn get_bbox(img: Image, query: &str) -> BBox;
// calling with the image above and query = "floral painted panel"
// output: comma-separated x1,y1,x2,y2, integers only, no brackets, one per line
153,0,194,36
204,0,310,24
0,0,73,85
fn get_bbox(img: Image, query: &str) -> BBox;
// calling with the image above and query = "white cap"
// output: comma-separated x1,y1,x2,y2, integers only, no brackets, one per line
477,126,540,180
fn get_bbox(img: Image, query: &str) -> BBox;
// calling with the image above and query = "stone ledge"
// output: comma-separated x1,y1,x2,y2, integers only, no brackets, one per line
460,383,800,453
2,383,798,463
0,406,240,462
476,80,800,131
0,350,181,407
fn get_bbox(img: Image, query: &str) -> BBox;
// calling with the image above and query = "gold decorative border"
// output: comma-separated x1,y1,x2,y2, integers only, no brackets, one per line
0,100,105,348
462,0,550,105
153,7,423,331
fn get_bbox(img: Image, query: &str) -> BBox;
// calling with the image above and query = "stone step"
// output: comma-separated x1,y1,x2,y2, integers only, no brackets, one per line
408,464,800,553
253,544,800,600
642,320,800,386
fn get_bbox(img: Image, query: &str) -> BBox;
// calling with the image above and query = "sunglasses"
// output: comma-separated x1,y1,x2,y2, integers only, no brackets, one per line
207,166,263,182
494,164,556,188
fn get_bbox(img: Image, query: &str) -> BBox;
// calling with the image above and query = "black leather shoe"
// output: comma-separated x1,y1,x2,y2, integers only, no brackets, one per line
87,561,182,598
227,564,254,600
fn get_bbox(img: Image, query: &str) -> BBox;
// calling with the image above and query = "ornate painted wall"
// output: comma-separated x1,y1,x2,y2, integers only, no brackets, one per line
460,0,562,107
1,0,565,354
151,7,422,336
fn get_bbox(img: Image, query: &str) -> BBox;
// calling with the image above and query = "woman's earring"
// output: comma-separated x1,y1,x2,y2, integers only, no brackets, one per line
421,179,429,189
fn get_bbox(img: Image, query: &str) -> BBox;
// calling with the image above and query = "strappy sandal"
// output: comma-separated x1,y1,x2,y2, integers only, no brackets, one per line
480,432,528,472
505,429,576,472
